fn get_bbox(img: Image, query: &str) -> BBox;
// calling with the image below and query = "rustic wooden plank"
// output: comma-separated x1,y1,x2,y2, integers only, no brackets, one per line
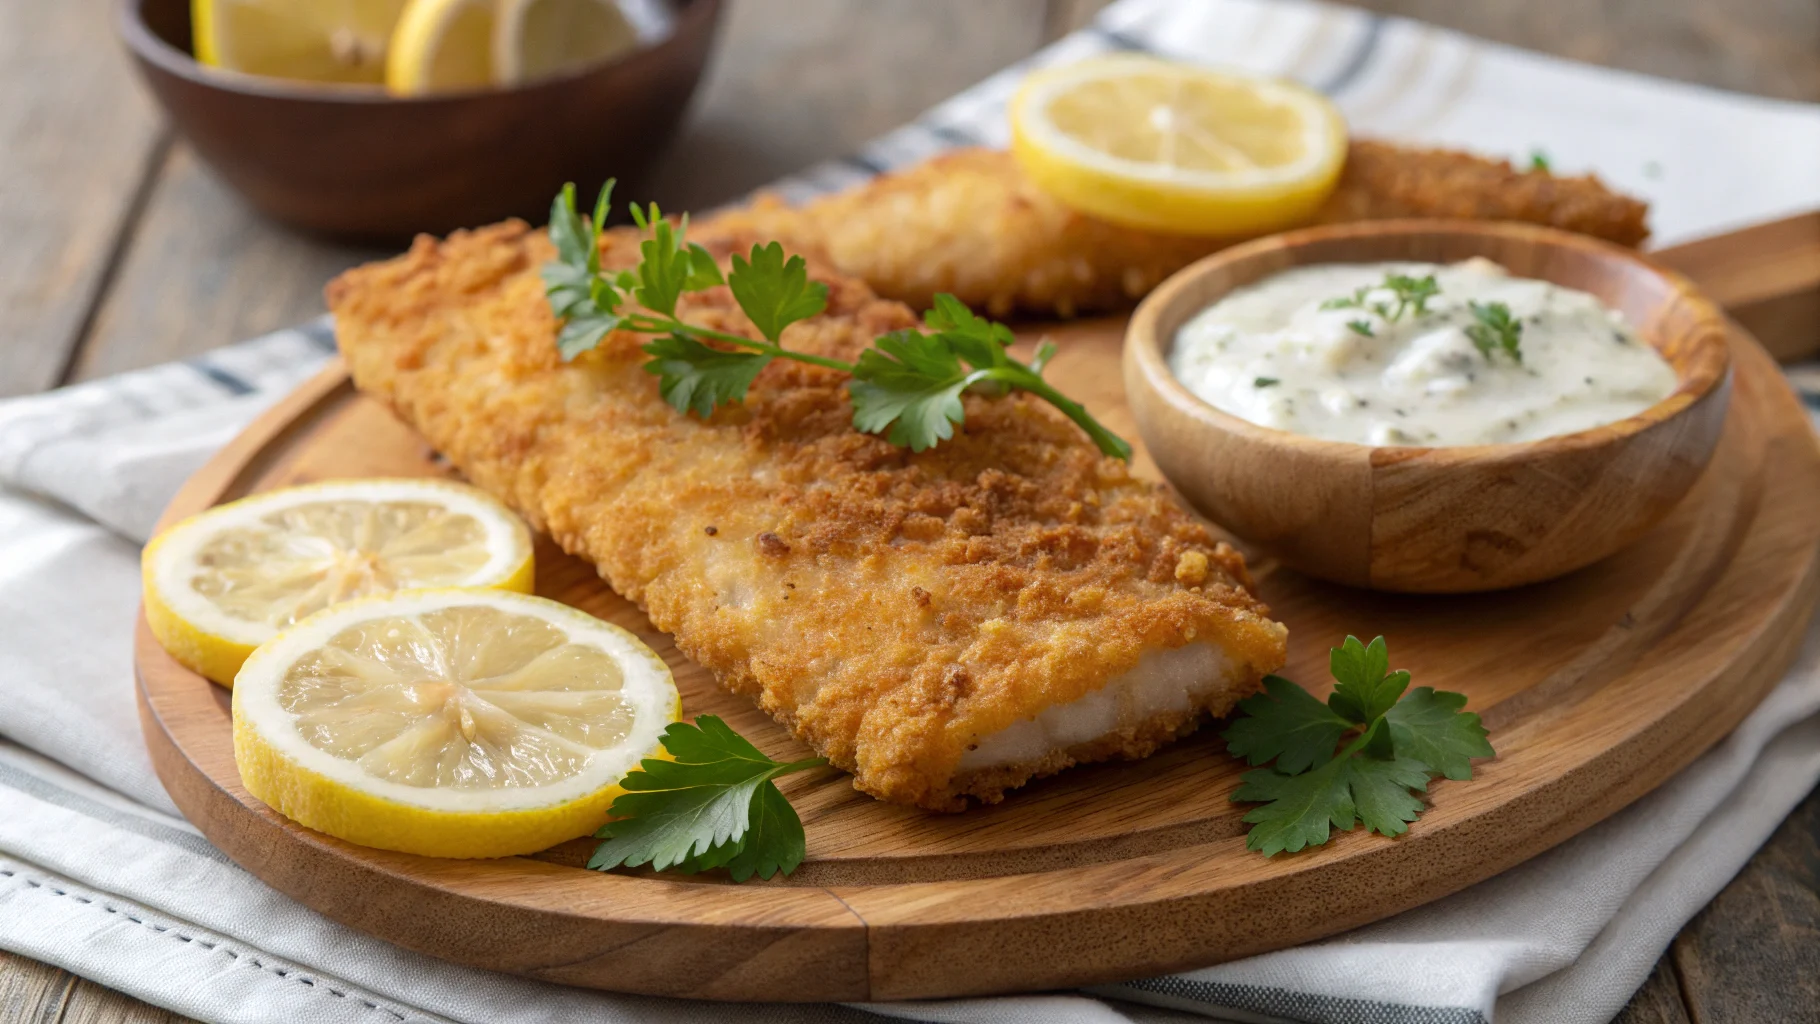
66,144,388,383
1670,783,1820,1023
1613,956,1695,1024
0,0,165,396
644,0,1049,210
57,975,203,1024
1652,212,1820,364
1050,0,1820,103
1335,0,1820,102
1043,0,1115,41
0,950,75,1024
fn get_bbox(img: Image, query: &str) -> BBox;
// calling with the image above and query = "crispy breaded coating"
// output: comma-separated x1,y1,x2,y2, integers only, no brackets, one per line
1314,141,1652,244
706,142,1651,318
327,219,1288,811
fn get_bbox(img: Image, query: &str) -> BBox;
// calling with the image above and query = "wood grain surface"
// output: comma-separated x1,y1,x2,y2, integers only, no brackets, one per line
134,310,1820,1000
7,0,1819,1019
1649,211,1820,364
0,0,165,398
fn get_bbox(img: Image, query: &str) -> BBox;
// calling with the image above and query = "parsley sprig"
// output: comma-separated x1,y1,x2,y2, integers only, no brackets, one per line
588,716,827,881
1465,300,1524,363
1320,273,1440,323
1222,636,1494,856
542,182,1131,459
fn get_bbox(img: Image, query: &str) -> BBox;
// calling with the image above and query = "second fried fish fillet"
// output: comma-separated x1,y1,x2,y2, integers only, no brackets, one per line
327,219,1288,811
707,142,1652,318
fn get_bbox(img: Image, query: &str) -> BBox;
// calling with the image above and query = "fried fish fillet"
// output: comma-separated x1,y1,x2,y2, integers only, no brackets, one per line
327,219,1288,811
706,142,1652,318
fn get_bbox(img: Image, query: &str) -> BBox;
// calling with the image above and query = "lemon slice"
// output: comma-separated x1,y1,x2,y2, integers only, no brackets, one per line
233,589,680,858
1010,56,1349,236
494,0,640,86
385,0,496,95
143,479,534,688
192,0,409,85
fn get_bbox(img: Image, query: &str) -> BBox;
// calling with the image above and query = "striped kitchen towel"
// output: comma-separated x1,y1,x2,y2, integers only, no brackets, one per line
2,3,1818,1024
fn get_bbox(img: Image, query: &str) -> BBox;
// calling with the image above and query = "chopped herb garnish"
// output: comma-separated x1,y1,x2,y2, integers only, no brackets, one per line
1223,636,1494,856
1465,301,1524,363
1322,273,1440,323
1527,148,1552,173
542,182,1131,459
1346,319,1375,337
1254,376,1280,388
588,716,827,881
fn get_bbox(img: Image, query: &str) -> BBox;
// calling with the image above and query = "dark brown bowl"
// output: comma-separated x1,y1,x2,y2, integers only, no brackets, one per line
118,0,722,242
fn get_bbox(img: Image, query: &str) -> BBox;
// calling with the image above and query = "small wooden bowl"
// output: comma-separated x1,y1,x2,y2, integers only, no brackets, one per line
117,0,722,242
1124,220,1734,593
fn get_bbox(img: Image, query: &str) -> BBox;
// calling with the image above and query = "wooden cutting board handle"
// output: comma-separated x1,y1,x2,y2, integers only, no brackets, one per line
1652,211,1820,363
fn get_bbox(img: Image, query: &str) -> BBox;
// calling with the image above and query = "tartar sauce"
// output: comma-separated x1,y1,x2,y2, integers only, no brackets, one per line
1169,259,1678,446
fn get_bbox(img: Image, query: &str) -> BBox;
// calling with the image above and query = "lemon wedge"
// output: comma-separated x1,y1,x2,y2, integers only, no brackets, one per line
143,479,534,688
494,0,640,86
192,0,408,85
386,0,496,95
1010,56,1349,236
233,589,680,858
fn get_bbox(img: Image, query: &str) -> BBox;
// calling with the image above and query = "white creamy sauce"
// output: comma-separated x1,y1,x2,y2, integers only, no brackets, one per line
1169,259,1678,446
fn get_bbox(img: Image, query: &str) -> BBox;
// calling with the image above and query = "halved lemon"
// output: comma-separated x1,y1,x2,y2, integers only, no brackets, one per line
192,0,409,85
385,0,496,94
143,479,534,688
1010,56,1349,236
494,0,640,86
233,589,680,858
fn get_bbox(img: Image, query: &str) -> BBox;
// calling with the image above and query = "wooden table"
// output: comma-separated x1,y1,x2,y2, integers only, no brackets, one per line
1,0,1815,1020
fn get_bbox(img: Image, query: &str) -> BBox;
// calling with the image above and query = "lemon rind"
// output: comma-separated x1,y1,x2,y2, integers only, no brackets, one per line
1009,56,1349,236
386,0,497,95
234,710,652,859
142,478,535,688
232,589,678,822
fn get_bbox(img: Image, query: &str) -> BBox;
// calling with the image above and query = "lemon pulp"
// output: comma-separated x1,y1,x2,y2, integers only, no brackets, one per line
144,479,534,687
193,0,408,85
196,499,495,628
1011,56,1349,236
494,0,639,85
234,590,680,858
385,0,497,94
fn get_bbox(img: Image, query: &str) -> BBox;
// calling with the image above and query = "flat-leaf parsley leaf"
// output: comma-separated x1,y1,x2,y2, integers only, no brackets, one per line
540,182,1131,459
1222,636,1493,856
588,716,826,882
1465,300,1524,363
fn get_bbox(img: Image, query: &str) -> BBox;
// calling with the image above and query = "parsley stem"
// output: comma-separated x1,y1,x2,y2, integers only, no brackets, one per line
771,756,830,776
980,367,1133,460
623,314,858,374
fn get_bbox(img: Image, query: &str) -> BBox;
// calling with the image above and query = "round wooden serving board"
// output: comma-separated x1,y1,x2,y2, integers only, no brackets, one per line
136,317,1820,1002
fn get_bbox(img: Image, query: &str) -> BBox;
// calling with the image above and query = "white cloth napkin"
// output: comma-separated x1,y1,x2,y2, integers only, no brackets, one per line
4,2,1820,1021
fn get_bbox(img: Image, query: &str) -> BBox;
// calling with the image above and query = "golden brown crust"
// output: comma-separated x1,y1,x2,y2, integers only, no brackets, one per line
704,142,1650,318
326,219,1288,811
1313,140,1651,246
